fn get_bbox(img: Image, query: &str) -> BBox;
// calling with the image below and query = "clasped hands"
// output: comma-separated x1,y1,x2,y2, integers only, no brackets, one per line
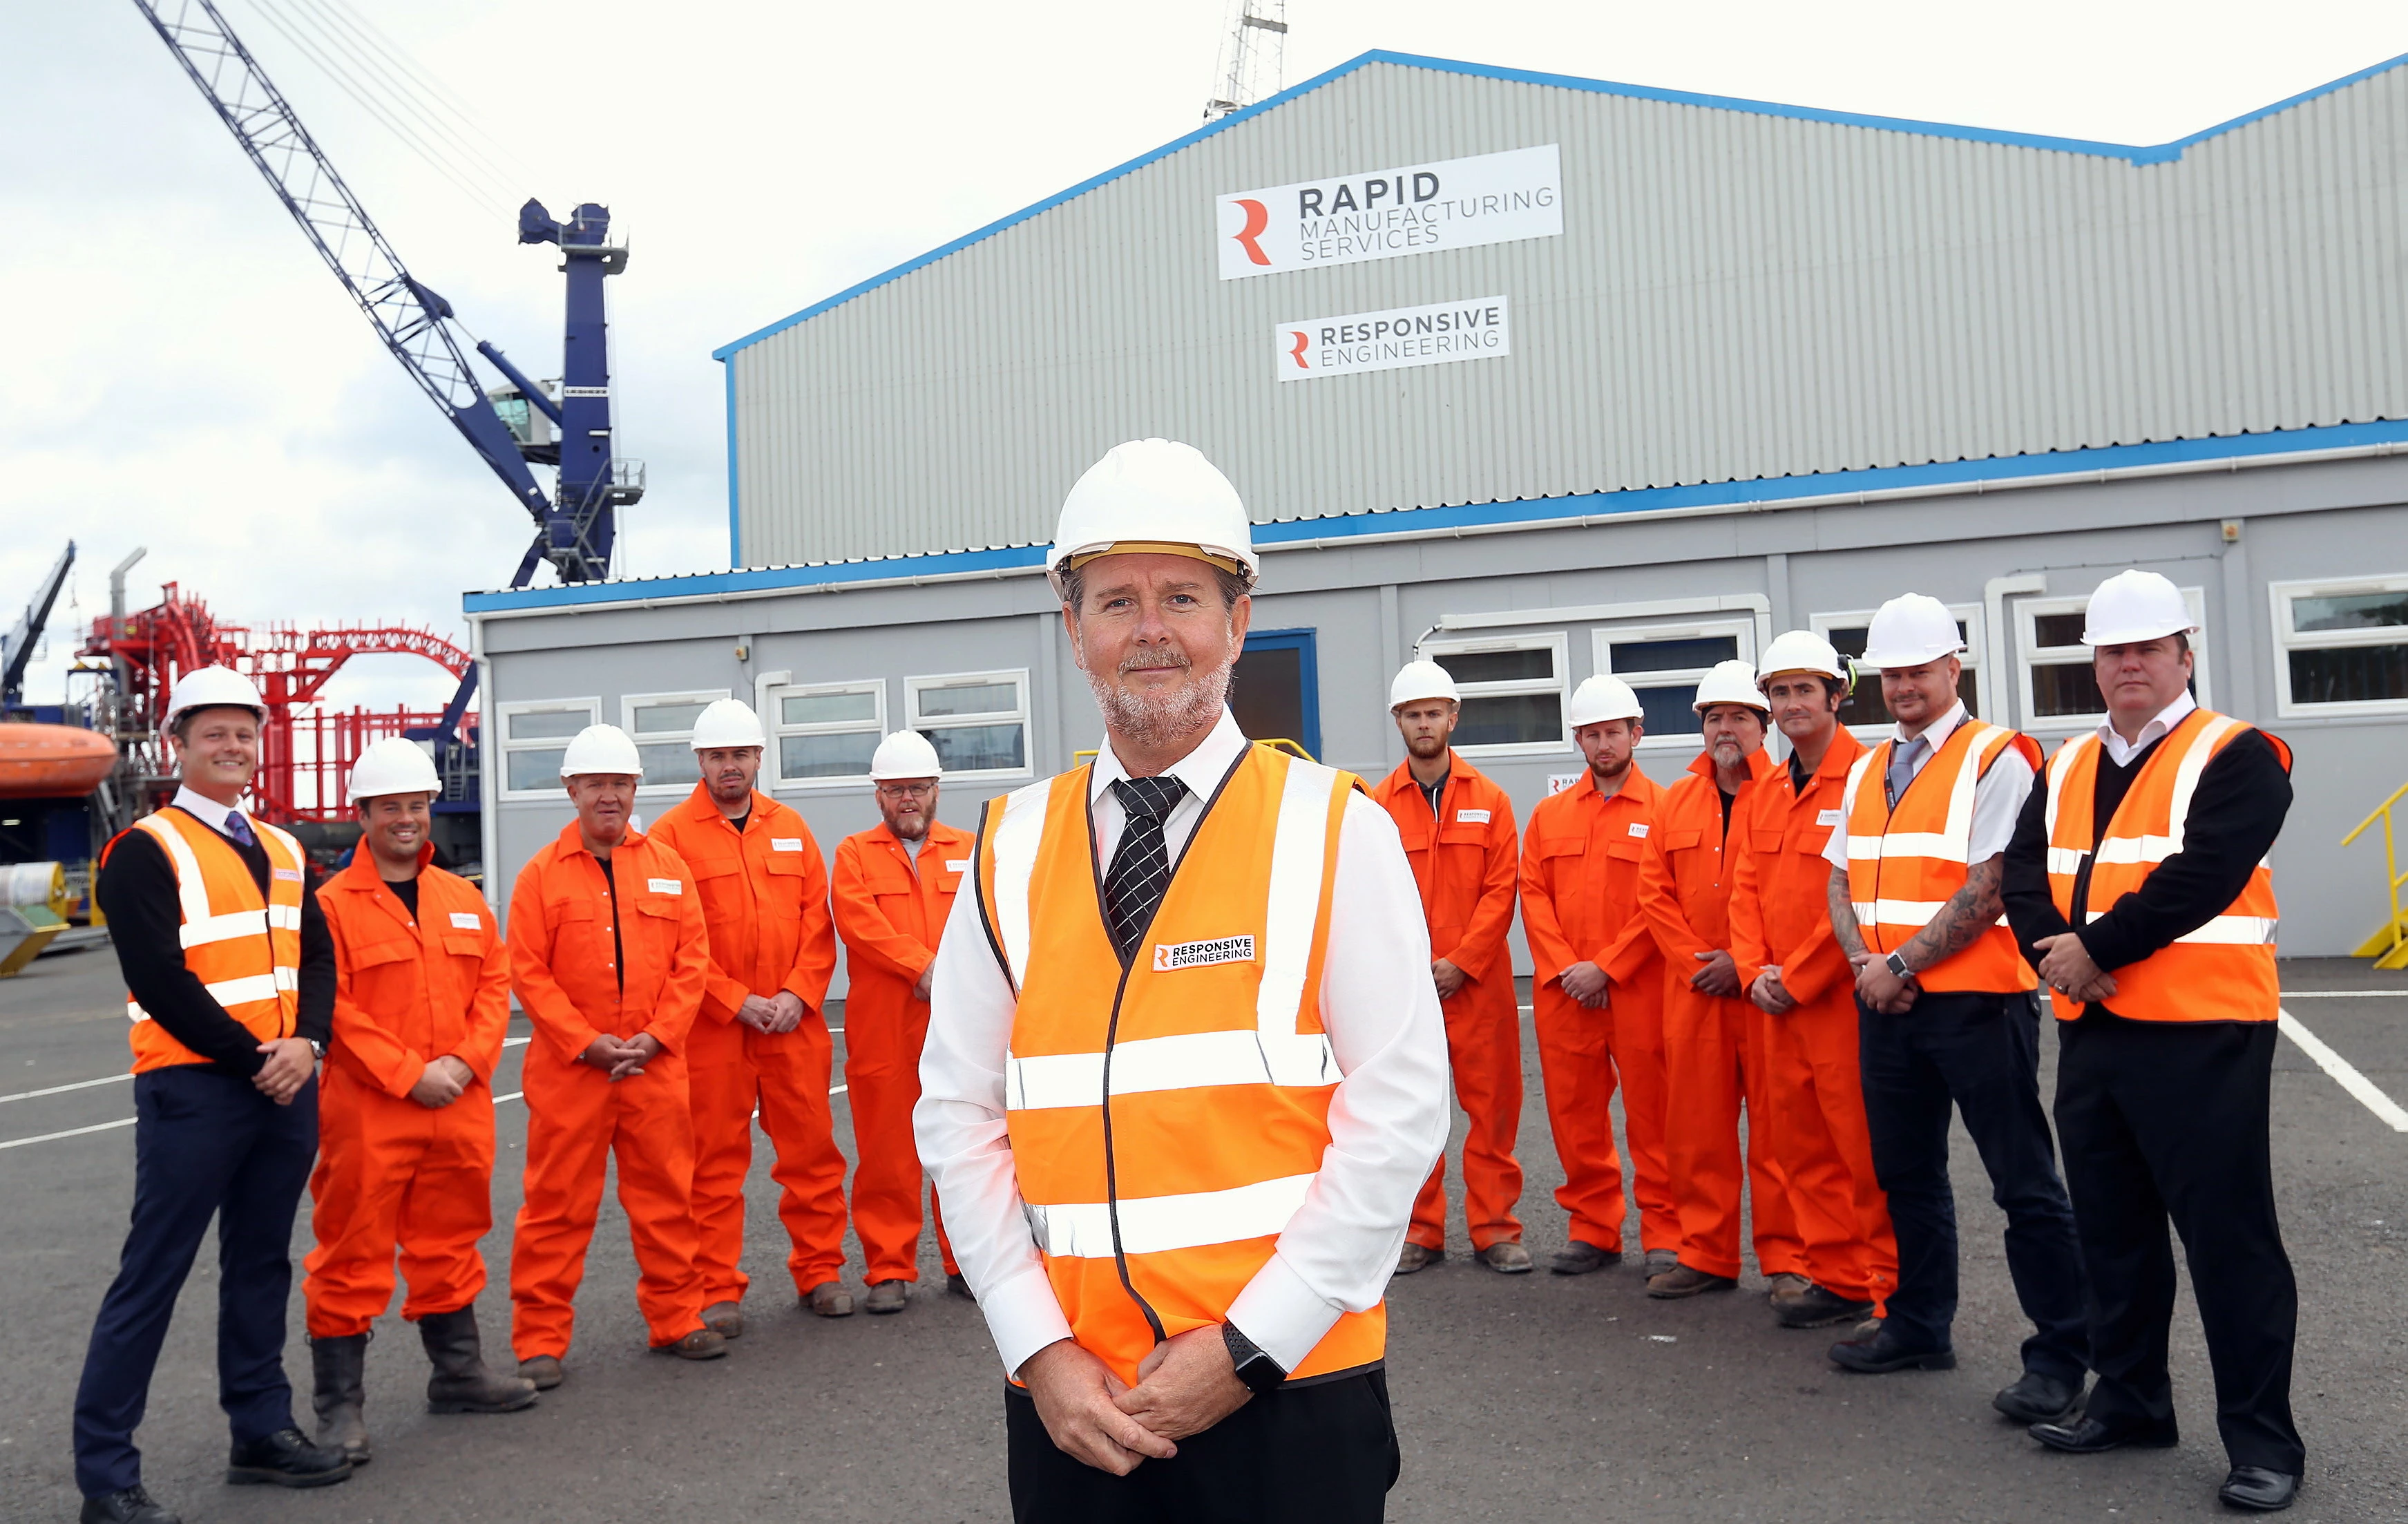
251,1036,316,1105
580,1031,665,1080
1848,950,1920,1014
1020,1326,1250,1476
409,1054,477,1109
735,990,810,1034
2030,932,2116,1002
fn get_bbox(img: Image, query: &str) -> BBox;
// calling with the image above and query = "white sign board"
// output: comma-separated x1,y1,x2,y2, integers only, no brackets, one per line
1217,144,1563,280
1274,296,1511,381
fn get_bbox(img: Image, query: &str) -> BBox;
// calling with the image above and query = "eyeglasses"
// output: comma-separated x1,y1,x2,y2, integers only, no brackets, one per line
876,783,936,800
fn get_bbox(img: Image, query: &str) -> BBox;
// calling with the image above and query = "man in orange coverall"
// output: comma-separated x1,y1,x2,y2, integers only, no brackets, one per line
305,739,534,1467
1730,632,1897,1333
1520,674,1672,1275
1638,660,1806,1304
506,723,723,1382
1371,660,1529,1275
649,698,846,1326
830,728,976,1313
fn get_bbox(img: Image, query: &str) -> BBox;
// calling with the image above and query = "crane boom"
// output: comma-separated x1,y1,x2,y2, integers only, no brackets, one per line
127,0,607,585
3,542,76,706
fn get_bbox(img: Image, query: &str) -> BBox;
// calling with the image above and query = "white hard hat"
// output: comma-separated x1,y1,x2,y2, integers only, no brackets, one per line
2081,569,2197,646
165,666,265,727
1388,660,1460,709
1692,659,1769,714
689,698,767,751
869,730,944,781
1756,629,1851,684
1566,674,1645,728
1047,439,1259,598
559,723,644,779
345,736,440,802
1857,593,1965,669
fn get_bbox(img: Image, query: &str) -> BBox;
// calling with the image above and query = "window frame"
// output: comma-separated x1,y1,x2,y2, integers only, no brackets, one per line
1592,618,1759,752
1417,631,1570,759
2015,588,2209,736
2271,574,2408,718
495,696,600,800
904,667,1033,781
619,687,733,799
1811,604,1986,739
759,676,888,792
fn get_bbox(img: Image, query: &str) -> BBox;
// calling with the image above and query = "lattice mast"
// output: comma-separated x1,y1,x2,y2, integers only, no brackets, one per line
1203,0,1289,122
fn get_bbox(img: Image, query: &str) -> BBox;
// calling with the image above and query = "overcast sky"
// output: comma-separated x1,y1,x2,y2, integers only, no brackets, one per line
5,0,2399,709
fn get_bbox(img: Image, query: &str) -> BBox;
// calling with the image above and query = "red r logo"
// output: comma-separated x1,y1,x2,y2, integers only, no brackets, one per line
1231,198,1271,266
1287,332,1310,368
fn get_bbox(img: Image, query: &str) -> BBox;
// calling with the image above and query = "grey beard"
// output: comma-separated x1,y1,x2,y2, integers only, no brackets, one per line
1087,659,1232,750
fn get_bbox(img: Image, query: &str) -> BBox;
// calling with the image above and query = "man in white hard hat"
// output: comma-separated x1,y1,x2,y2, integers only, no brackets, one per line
1369,660,1529,1276
649,699,845,1327
506,723,724,1380
2001,570,2302,1512
1727,635,1897,1333
1636,660,1808,1308
916,439,1446,1518
1823,596,2092,1431
1520,674,1675,1276
303,737,535,1467
831,729,976,1311
77,667,353,1521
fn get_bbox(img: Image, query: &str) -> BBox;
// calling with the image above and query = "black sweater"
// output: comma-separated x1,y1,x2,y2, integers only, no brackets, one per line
96,810,336,1076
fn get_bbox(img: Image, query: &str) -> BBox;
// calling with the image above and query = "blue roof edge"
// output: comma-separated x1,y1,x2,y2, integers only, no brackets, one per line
466,419,2408,617
709,48,2408,361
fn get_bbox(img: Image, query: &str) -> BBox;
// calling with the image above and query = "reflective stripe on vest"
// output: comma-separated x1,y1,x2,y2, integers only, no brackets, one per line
976,743,1382,1387
1840,718,2038,993
2041,710,2283,1022
122,809,306,1071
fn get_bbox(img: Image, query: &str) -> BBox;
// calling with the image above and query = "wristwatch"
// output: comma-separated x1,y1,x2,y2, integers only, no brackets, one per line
307,1038,327,1061
1884,951,1913,981
1221,1322,1288,1395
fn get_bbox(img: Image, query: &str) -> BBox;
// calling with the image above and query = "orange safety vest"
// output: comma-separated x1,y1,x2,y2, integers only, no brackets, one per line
2041,709,2287,1023
115,807,307,1073
1840,718,2041,993
975,743,1379,1388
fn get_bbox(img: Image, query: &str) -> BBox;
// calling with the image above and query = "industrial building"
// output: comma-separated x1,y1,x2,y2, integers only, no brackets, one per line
466,48,2408,964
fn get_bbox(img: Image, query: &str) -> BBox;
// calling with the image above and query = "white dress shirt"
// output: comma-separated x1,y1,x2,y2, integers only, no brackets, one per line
2099,689,2197,767
171,785,253,839
1822,702,2034,870
915,709,1451,1378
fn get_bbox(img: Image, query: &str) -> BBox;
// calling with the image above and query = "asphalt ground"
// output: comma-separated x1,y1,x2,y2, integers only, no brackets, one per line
2,944,2403,1523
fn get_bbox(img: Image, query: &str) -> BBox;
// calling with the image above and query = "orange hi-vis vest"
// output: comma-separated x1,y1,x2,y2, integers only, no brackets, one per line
1840,718,2041,993
2041,708,2287,1023
974,743,1378,1389
117,807,307,1072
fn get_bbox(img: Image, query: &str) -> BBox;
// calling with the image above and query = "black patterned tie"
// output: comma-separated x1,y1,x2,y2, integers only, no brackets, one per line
1105,776,1189,959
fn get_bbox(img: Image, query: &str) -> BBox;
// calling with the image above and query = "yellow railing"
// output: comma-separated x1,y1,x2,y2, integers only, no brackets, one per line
2342,778,2408,970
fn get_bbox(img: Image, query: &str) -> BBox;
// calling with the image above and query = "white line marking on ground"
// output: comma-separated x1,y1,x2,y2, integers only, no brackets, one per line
2279,1008,2408,1133
0,1072,133,1105
504,1036,530,1047
0,1116,136,1150
2277,989,2408,999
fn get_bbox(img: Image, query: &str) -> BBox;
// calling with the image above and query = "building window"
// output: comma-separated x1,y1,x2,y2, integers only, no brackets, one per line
620,689,732,794
1421,634,1568,752
496,697,599,797
2016,589,2206,733
906,670,1029,775
1594,620,1757,744
2273,575,2408,716
765,679,886,783
1813,607,1983,733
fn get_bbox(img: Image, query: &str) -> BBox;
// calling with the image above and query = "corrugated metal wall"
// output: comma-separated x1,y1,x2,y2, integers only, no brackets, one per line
728,57,2408,568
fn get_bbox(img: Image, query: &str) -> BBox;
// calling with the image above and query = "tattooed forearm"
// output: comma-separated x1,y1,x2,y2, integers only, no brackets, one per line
1900,855,2004,972
1828,866,1868,961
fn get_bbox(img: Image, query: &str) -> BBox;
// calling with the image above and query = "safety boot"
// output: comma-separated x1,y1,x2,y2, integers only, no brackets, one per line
419,1307,539,1414
1393,1242,1439,1275
309,1331,371,1465
864,1279,909,1314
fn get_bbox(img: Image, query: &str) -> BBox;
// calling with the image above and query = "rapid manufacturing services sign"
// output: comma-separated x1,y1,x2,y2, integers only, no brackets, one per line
1218,144,1563,280
1277,296,1511,382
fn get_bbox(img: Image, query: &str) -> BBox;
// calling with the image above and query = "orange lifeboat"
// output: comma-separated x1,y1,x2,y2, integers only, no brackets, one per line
0,724,117,799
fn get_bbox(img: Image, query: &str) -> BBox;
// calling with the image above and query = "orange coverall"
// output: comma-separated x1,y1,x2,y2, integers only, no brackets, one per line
304,848,509,1337
830,818,975,1284
506,822,712,1355
1730,730,1898,1306
1520,766,1674,1255
1371,755,1525,1253
1638,748,1804,1283
649,785,842,1304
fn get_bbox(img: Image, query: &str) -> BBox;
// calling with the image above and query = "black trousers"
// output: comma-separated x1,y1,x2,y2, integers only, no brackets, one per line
72,1065,318,1496
1857,991,2090,1380
1006,1369,1399,1523
2054,1011,2304,1474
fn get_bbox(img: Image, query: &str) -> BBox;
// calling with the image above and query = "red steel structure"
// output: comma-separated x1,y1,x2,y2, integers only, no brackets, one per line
81,582,475,825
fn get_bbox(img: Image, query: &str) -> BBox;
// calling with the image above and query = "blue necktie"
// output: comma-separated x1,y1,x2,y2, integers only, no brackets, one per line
223,812,258,848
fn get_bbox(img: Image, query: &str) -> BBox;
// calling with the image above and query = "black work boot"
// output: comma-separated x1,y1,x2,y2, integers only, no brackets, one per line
420,1306,539,1415
309,1333,371,1465
78,1485,180,1524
